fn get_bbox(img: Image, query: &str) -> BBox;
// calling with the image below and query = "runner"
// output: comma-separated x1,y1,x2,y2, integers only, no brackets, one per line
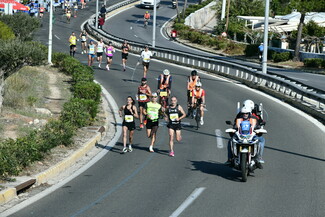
119,96,139,153
68,32,77,57
140,45,153,78
105,41,115,71
143,11,150,28
81,0,86,9
137,77,152,129
79,30,88,54
121,40,130,71
143,92,162,153
88,40,96,66
39,6,45,18
66,7,72,24
96,38,105,68
73,3,78,17
165,96,186,157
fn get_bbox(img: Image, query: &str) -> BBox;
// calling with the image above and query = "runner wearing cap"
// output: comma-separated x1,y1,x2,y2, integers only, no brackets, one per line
137,77,152,129
143,92,162,153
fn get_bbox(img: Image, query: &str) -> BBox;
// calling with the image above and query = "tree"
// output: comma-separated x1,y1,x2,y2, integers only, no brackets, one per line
289,0,325,61
0,13,40,41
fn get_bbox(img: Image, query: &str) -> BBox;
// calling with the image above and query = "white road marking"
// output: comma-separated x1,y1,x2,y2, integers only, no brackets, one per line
54,35,60,40
130,26,133,30
287,76,308,81
134,35,138,38
169,187,206,217
215,129,223,149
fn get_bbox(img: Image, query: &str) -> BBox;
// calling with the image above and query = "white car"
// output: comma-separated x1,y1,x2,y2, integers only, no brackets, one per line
140,0,160,8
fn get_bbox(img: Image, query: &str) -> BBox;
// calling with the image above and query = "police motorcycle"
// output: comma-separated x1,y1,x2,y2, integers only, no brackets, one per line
225,102,267,182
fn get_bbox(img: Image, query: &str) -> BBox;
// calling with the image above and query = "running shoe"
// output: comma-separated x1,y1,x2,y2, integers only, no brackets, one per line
98,64,101,68
143,119,147,125
123,67,126,71
128,145,133,152
122,147,127,153
200,117,204,125
106,65,109,71
81,51,83,54
139,123,144,129
169,151,174,157
149,146,154,153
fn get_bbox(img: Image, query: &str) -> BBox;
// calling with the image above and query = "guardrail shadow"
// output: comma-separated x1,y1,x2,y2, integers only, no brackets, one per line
189,160,243,182
265,146,325,162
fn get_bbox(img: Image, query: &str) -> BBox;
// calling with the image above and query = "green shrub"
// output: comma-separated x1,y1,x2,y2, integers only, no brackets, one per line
225,42,246,55
216,38,229,50
0,21,15,40
72,68,94,83
303,58,325,68
272,52,292,63
0,139,21,177
60,98,92,128
52,52,71,68
0,39,47,77
73,82,101,103
40,120,75,149
0,13,40,41
244,44,259,57
61,56,82,75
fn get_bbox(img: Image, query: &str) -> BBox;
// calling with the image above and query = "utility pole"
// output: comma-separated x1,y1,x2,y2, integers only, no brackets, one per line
225,0,230,32
152,0,157,47
48,0,53,64
262,0,270,74
96,0,99,29
221,0,226,20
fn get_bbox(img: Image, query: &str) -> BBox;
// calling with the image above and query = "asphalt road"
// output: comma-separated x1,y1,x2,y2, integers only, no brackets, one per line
104,1,325,92
7,1,325,217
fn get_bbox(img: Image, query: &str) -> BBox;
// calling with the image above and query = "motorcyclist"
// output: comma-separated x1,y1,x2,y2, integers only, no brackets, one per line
227,100,266,164
187,70,200,116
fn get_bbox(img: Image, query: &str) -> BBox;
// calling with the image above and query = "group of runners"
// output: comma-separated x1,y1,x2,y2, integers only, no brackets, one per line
119,69,206,157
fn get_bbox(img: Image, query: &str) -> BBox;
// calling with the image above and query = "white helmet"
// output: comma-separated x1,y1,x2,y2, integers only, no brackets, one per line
163,69,170,75
195,81,202,87
241,106,252,114
243,99,254,110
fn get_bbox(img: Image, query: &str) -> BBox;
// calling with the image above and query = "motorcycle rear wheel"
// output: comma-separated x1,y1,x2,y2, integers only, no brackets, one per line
241,153,248,182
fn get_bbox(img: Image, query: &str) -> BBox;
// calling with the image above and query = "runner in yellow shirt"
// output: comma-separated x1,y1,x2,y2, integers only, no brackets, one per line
69,32,77,57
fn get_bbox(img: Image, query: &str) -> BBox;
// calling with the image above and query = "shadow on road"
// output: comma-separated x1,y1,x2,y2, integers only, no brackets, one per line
189,160,245,182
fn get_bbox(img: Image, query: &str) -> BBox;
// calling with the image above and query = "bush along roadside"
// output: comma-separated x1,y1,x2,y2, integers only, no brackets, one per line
172,0,246,55
0,53,101,179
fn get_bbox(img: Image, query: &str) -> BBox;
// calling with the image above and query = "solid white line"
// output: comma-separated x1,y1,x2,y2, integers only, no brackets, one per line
54,34,60,40
287,76,308,81
169,187,206,217
215,129,223,149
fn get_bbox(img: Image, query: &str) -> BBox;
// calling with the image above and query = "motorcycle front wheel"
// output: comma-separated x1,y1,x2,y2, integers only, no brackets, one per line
241,153,248,182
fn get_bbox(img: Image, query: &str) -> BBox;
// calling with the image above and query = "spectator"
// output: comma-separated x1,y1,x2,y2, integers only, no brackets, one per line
100,4,106,18
98,15,105,29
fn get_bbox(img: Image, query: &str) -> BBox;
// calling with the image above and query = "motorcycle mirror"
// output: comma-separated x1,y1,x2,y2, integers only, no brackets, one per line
226,120,232,125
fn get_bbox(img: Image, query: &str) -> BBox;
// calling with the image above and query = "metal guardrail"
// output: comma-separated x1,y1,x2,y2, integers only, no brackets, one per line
84,0,325,113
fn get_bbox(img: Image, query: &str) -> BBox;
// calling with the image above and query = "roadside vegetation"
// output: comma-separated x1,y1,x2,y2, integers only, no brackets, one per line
173,0,325,68
0,14,102,179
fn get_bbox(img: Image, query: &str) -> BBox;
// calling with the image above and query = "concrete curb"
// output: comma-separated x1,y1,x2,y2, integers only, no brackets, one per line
35,132,102,185
0,188,16,205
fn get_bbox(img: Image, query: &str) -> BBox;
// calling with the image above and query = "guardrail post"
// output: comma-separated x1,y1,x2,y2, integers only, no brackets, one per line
226,67,230,74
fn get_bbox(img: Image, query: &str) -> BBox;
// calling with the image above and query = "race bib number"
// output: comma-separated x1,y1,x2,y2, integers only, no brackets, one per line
169,113,179,121
82,36,86,41
124,115,133,122
160,91,167,97
107,50,112,54
139,94,147,101
89,47,95,53
190,92,193,97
